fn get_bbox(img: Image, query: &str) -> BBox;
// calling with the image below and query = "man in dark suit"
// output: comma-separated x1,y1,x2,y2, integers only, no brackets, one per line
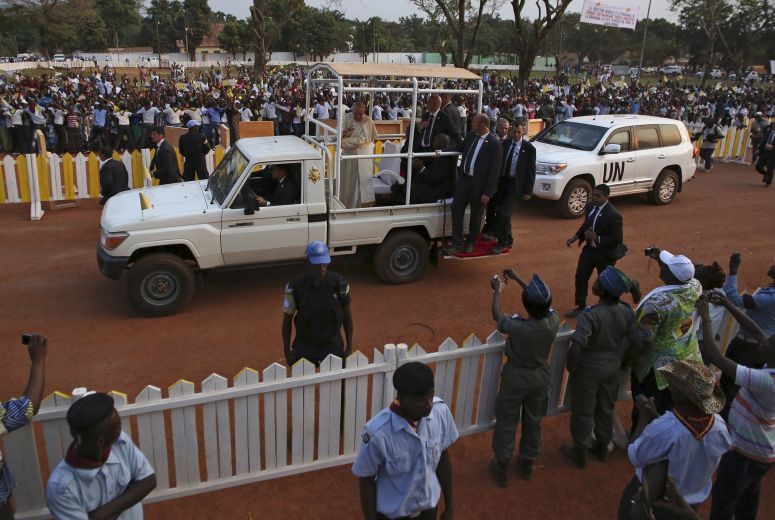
565,184,627,317
441,92,462,135
256,164,299,207
491,122,536,254
179,120,209,181
149,126,180,185
440,113,503,255
416,94,461,152
98,145,130,205
756,121,775,187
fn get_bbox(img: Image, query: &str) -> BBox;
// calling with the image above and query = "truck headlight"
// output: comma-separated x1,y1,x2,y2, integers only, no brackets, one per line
100,229,129,251
536,162,568,175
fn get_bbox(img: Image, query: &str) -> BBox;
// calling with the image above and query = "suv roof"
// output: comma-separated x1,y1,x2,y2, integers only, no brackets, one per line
567,115,683,129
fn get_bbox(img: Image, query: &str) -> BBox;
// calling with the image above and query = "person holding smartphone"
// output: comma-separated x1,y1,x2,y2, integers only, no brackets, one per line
1,334,47,520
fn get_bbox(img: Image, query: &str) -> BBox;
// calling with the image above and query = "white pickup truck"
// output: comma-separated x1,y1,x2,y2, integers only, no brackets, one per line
97,63,483,316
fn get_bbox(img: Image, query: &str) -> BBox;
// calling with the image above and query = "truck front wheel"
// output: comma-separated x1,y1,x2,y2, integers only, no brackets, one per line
557,178,592,219
374,231,429,284
126,253,195,317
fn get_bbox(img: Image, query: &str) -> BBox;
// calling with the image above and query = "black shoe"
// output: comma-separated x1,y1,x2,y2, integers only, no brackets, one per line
564,306,584,319
444,244,463,255
489,458,508,488
480,233,496,241
561,443,586,469
463,243,474,254
590,441,609,462
491,244,507,255
516,456,534,480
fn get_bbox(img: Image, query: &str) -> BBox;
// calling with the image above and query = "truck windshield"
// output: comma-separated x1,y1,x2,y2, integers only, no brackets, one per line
535,121,608,151
210,147,249,205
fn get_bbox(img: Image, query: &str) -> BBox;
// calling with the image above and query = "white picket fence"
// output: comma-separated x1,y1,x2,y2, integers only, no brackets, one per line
3,330,584,519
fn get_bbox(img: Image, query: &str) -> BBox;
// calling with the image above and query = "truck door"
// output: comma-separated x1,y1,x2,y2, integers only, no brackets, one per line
221,162,309,264
599,127,636,192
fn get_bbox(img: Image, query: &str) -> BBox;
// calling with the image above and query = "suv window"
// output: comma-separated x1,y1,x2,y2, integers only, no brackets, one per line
233,162,302,209
605,128,631,152
659,124,682,146
636,126,660,150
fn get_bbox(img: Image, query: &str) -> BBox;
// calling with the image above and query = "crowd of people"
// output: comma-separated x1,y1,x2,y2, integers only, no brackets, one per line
2,62,775,158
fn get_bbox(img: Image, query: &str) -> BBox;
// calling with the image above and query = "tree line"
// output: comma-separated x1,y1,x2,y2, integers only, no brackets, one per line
0,0,772,87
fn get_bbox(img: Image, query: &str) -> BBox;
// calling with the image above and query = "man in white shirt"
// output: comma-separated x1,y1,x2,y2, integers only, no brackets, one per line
313,97,331,120
46,393,156,520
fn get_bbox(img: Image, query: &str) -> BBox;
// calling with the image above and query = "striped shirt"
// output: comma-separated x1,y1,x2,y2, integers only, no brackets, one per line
1,396,34,501
729,365,775,462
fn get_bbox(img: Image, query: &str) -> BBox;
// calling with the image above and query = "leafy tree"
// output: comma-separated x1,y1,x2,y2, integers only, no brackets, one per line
511,0,574,90
218,19,252,59
249,0,305,82
672,0,732,88
410,0,506,68
94,0,142,48
141,0,184,54
182,0,211,60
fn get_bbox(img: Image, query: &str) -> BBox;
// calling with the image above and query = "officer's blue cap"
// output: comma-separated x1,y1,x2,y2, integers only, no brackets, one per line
186,119,200,128
523,274,552,307
599,266,631,297
305,240,331,265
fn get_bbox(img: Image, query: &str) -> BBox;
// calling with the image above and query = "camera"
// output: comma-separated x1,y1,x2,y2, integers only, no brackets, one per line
644,246,659,257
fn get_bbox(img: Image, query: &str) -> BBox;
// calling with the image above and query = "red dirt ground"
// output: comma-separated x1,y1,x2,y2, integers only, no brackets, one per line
1,161,774,518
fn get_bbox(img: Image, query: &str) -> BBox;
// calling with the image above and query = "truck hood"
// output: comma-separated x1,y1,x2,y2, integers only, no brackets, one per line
532,141,592,163
101,181,218,231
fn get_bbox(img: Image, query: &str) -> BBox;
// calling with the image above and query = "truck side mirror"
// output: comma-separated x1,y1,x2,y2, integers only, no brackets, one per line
602,143,621,155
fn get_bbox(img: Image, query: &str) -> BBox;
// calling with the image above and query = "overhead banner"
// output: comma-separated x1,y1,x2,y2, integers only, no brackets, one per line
580,0,640,30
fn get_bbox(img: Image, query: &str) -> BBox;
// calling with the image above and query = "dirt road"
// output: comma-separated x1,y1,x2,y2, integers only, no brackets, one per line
1,161,773,518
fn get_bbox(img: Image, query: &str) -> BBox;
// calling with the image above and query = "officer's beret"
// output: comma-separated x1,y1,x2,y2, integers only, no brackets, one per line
393,362,434,395
599,266,632,297
523,274,552,307
67,392,115,434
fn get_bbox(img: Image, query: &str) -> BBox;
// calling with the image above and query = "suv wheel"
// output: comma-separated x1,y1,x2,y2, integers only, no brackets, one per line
126,253,195,316
557,178,592,219
650,169,679,205
374,231,429,284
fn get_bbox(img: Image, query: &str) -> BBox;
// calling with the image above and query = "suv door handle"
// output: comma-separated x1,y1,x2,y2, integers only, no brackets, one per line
657,154,667,159
286,217,301,222
228,222,254,227
626,158,635,163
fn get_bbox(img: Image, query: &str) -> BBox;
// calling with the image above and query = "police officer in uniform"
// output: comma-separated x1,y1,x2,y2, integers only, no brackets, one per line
489,267,560,486
282,241,353,366
353,362,458,520
561,267,650,469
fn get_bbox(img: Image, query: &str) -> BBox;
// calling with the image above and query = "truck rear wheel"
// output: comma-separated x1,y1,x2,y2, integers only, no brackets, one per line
557,178,591,219
126,253,194,317
374,231,429,284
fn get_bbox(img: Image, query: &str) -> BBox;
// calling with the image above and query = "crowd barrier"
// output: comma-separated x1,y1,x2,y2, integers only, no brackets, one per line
3,307,740,519
0,146,227,206
684,118,775,164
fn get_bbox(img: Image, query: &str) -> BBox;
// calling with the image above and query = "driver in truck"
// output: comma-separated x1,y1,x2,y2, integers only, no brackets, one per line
282,241,354,367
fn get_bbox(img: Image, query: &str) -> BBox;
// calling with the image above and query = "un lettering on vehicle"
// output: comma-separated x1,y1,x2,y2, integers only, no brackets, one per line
602,161,625,183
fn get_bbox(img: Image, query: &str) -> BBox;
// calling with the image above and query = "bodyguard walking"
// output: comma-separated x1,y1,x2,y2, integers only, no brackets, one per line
179,120,209,181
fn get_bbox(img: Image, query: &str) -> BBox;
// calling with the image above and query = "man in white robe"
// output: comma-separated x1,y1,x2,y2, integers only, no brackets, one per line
339,102,378,208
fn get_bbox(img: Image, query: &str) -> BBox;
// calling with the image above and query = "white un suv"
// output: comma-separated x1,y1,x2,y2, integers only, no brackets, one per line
530,115,697,218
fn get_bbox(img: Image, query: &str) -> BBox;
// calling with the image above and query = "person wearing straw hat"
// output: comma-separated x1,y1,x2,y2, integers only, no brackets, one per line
695,293,775,520
353,362,458,520
631,248,703,423
561,267,650,469
617,359,731,518
488,267,560,485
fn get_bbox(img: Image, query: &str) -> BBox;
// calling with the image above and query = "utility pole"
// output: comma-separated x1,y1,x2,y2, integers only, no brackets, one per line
184,13,190,58
156,21,162,62
636,0,652,84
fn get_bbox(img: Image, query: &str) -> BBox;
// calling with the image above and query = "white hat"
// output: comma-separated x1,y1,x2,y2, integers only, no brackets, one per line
755,111,763,116
659,250,695,282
